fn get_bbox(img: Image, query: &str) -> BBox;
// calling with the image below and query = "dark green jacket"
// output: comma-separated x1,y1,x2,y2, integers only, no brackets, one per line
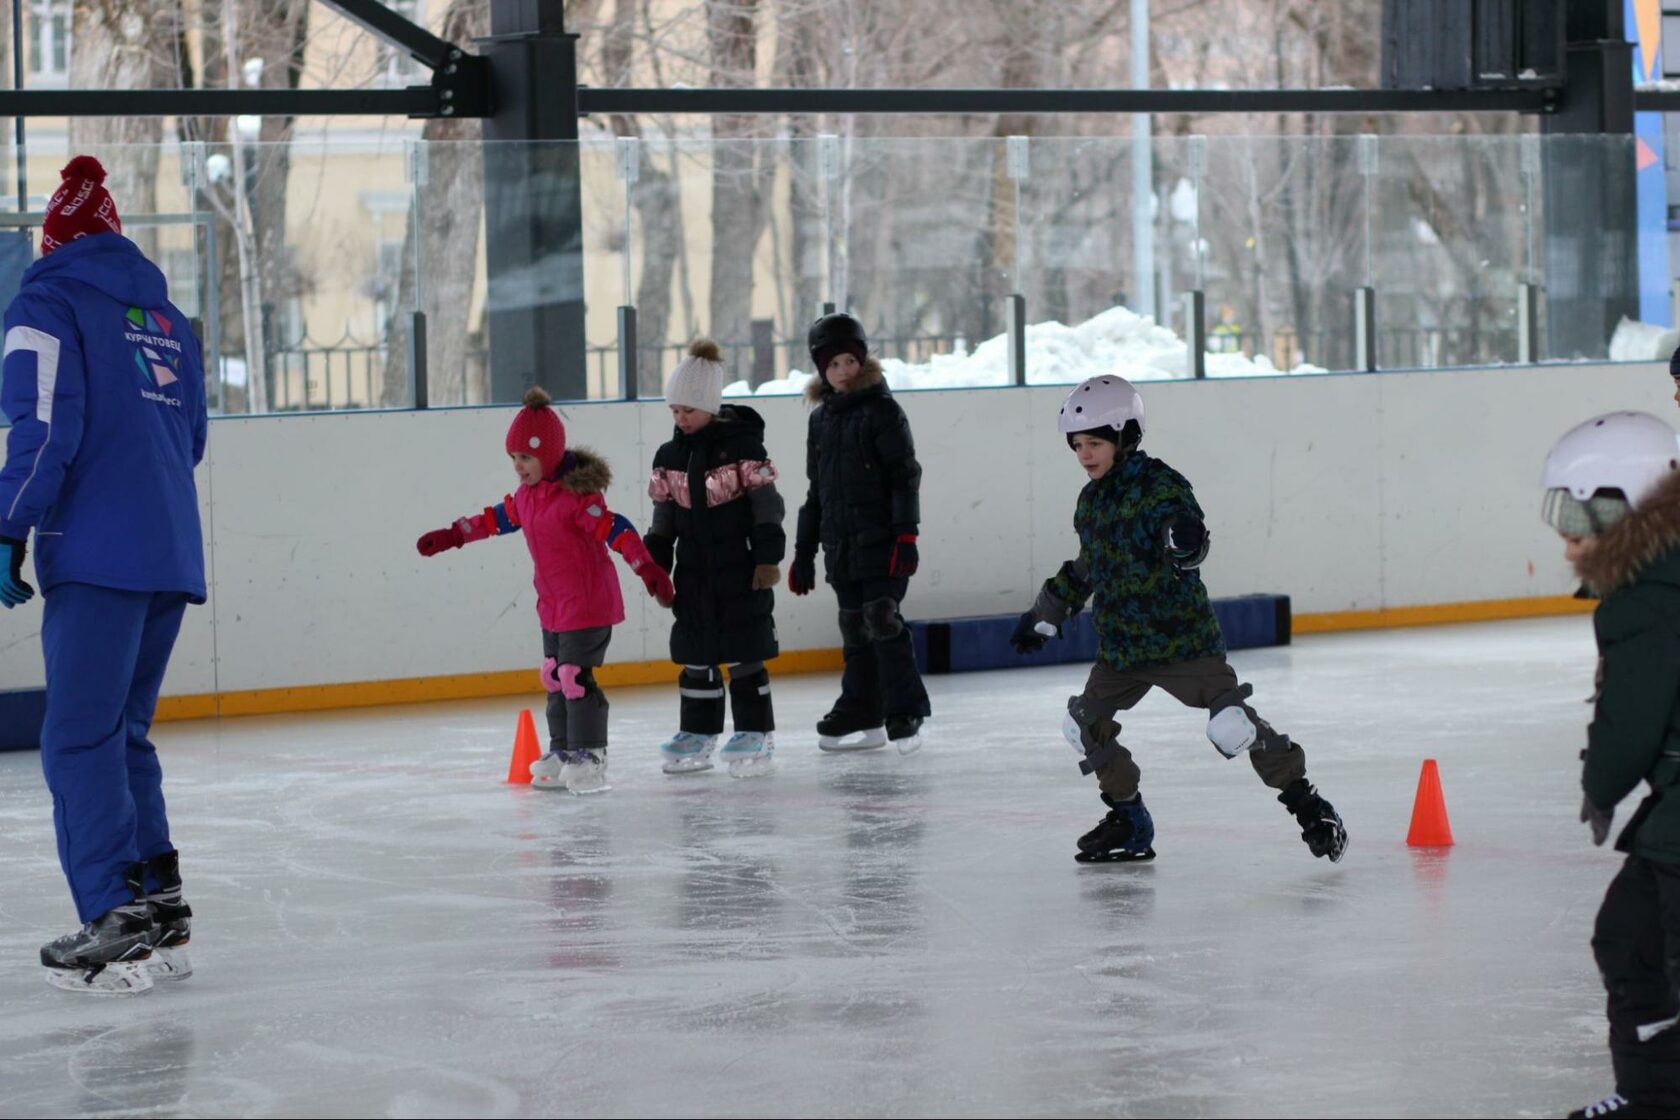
1577,470,1680,864
1041,450,1225,672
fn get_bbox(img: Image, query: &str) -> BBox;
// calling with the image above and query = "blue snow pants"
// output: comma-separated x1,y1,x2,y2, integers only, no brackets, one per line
40,583,189,923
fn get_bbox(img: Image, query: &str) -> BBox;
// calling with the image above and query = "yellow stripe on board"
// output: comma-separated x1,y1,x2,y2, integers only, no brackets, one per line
1292,594,1593,634
150,596,1594,724
152,647,848,723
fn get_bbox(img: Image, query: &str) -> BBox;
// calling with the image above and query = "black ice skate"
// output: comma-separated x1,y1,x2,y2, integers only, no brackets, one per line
41,863,155,996
1075,794,1156,863
885,715,923,756
1279,779,1348,862
1567,1092,1680,1118
817,707,887,752
143,849,193,981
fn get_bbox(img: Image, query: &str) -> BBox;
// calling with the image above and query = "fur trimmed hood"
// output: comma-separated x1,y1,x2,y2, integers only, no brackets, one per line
1575,469,1680,595
804,356,886,403
556,446,612,493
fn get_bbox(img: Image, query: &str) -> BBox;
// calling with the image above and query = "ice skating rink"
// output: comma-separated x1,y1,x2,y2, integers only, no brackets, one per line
0,615,1620,1118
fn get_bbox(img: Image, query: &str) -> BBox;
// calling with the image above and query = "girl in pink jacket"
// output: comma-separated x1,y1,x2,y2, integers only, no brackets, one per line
416,387,674,794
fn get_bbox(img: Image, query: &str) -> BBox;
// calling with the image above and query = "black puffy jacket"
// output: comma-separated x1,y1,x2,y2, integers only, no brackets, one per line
647,404,785,666
796,359,922,583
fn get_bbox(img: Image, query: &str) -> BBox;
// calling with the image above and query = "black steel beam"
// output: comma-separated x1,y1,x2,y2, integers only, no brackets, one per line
0,87,438,117
577,86,1558,116
318,0,457,69
1635,90,1680,112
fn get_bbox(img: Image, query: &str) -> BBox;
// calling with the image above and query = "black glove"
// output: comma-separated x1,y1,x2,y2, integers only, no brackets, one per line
644,532,674,575
1010,610,1057,654
0,536,33,609
1581,797,1613,847
789,547,817,596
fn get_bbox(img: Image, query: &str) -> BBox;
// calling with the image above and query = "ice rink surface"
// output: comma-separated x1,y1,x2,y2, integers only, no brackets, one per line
0,616,1627,1118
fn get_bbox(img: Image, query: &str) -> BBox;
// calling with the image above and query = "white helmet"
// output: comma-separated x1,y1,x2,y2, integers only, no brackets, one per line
1058,375,1145,438
1541,411,1680,537
1541,411,1680,505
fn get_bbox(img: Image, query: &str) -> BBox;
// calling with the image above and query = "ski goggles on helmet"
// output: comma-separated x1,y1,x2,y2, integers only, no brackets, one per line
1542,488,1632,538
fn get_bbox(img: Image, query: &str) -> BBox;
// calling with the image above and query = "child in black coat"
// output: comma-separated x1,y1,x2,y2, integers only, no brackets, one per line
645,340,786,777
788,314,930,753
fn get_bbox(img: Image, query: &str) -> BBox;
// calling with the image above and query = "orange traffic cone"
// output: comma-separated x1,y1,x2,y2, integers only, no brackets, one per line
507,709,542,784
1406,758,1454,847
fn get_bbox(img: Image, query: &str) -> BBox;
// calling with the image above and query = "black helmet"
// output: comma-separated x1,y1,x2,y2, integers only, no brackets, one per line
808,312,868,378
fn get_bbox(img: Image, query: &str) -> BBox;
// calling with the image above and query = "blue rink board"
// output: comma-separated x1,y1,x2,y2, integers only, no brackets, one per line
909,594,1291,675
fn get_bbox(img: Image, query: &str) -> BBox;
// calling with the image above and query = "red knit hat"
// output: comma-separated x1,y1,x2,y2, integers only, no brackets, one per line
41,156,122,256
506,386,567,477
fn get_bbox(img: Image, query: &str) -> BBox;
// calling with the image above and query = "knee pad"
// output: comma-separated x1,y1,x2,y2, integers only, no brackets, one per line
679,667,725,735
541,657,588,700
1064,694,1122,776
837,608,869,647
679,666,724,698
1208,683,1289,757
861,596,903,641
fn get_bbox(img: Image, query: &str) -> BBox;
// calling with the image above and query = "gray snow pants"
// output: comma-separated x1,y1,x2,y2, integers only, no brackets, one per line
1078,654,1307,801
542,626,613,752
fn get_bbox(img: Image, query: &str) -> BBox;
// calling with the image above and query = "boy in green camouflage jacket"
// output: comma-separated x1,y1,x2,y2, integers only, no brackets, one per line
1012,375,1347,865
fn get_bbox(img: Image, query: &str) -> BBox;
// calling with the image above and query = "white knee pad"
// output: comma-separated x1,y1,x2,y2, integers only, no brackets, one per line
1207,705,1259,758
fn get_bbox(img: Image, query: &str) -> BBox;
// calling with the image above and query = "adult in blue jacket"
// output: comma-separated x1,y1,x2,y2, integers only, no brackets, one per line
0,157,205,995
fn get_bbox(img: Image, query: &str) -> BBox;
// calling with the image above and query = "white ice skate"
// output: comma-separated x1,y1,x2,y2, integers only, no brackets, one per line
886,716,923,756
660,731,718,775
816,709,888,751
720,732,776,778
529,750,567,790
561,749,611,795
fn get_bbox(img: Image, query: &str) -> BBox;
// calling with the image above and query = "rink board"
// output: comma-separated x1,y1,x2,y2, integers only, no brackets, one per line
0,688,44,751
910,593,1292,674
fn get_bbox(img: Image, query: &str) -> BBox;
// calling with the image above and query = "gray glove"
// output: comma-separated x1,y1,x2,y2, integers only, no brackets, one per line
1581,797,1613,847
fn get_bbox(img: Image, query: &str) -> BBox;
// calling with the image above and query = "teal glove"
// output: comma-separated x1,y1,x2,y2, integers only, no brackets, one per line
0,537,35,608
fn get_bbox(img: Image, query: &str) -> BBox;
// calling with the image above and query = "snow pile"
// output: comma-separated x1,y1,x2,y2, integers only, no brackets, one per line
724,304,1324,397
1608,315,1679,363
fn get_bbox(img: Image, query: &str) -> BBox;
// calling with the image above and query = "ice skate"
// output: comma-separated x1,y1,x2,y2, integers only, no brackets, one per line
1075,795,1156,864
561,748,611,795
530,750,567,790
886,715,923,756
720,731,776,777
660,731,717,775
1279,779,1348,863
816,708,887,752
41,865,155,996
142,850,193,981
1567,1093,1680,1118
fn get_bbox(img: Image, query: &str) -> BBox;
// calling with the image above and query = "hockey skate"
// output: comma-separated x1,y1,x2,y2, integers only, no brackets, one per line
530,750,567,790
720,732,776,778
142,850,193,981
1567,1092,1680,1118
560,749,611,795
816,707,887,752
1075,795,1156,864
660,731,717,775
1279,779,1348,863
885,715,923,756
41,865,155,996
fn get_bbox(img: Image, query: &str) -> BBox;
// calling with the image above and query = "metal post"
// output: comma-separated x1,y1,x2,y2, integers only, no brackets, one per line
479,2,587,402
617,305,638,400
1671,280,1680,333
1007,293,1027,386
1184,290,1206,379
1131,0,1154,323
1518,282,1541,364
409,310,429,409
1354,286,1377,372
750,318,774,389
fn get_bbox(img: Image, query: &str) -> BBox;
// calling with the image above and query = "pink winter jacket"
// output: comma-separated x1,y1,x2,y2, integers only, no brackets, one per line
458,449,627,632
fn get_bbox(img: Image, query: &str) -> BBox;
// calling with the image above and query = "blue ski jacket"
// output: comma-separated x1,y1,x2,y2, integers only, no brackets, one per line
0,234,207,600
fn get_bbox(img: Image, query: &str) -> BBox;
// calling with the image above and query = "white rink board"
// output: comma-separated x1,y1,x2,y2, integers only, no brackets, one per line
0,361,1663,696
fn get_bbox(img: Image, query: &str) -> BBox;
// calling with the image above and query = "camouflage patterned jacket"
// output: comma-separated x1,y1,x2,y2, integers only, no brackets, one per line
1039,450,1225,671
